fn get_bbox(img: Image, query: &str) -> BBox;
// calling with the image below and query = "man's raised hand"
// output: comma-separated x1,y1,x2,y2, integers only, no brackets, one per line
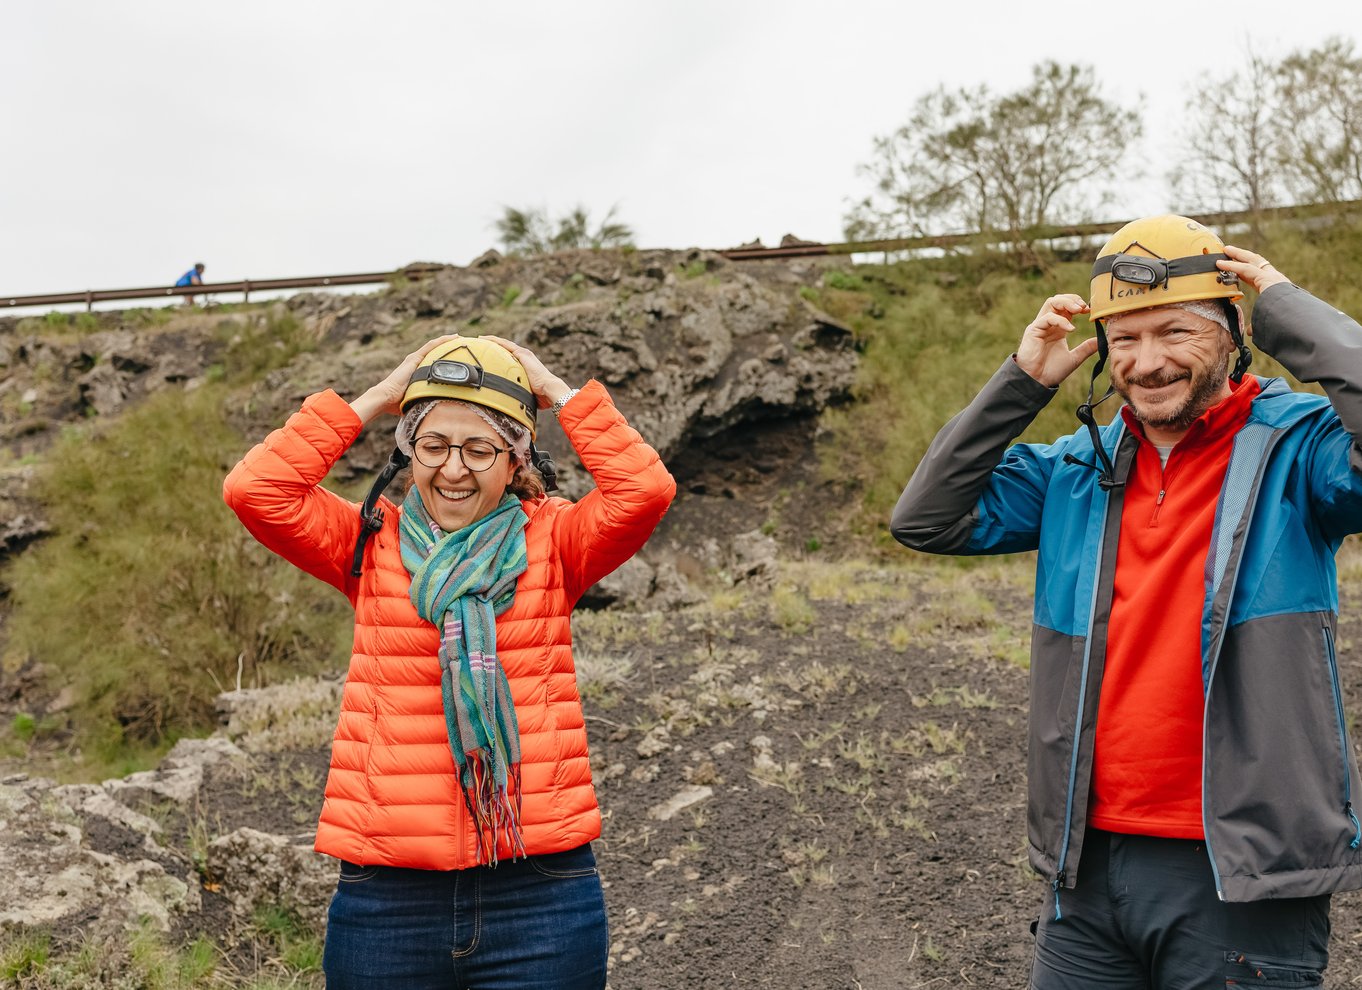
1015,294,1099,387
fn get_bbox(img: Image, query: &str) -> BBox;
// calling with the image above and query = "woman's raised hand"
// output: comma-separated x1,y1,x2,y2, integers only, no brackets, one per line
480,336,572,409
349,335,458,425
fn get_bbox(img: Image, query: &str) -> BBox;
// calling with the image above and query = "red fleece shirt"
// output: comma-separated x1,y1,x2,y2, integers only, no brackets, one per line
1089,376,1261,839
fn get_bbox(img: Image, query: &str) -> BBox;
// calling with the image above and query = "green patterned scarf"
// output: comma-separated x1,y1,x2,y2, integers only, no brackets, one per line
400,489,528,863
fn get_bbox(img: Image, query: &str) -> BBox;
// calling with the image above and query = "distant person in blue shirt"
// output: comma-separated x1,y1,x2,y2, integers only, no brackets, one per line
175,263,205,305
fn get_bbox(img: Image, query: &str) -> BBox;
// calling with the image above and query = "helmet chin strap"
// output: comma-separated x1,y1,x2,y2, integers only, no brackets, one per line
1222,299,1253,383
1064,322,1123,491
529,443,558,492
350,447,412,577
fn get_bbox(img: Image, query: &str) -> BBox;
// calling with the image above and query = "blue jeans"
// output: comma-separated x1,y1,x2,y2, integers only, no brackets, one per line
1030,829,1329,989
323,843,608,990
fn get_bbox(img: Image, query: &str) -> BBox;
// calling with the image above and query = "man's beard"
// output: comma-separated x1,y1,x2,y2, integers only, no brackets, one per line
1112,347,1231,432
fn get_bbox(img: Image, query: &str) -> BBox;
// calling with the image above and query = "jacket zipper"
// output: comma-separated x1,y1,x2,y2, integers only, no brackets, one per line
1054,610,1097,921
1148,454,1182,527
1323,626,1362,849
1198,424,1283,899
1053,428,1123,918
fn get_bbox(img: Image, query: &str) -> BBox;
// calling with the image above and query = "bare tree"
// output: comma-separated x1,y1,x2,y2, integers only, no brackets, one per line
844,62,1138,251
844,84,994,242
1275,36,1362,205
1169,49,1283,232
494,205,635,256
990,63,1137,236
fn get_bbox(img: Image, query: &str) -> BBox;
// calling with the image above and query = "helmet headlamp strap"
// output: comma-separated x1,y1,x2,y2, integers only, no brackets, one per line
1092,246,1231,292
406,362,537,417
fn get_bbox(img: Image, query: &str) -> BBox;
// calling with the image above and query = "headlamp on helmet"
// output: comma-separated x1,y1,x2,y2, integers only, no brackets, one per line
426,360,481,387
1091,246,1236,303
1110,257,1162,286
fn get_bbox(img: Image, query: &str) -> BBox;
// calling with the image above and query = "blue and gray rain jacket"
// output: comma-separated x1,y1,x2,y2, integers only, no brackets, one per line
891,284,1362,902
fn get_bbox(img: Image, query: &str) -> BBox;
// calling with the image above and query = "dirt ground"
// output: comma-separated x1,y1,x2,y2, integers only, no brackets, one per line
586,565,1362,989
178,549,1362,989
583,564,1041,989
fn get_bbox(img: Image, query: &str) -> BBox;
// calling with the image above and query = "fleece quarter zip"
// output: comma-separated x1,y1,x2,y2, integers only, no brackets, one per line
1089,376,1262,838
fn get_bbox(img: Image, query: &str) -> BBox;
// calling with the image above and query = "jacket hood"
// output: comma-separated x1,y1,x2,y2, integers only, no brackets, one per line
1245,375,1332,430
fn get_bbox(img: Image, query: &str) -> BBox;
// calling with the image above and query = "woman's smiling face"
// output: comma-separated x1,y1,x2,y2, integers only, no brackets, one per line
410,402,516,533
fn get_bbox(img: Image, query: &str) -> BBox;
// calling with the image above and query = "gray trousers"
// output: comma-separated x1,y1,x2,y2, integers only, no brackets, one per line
1030,829,1329,989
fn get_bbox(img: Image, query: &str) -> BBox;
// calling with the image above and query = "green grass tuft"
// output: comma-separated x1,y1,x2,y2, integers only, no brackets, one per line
253,904,324,973
0,922,237,990
216,308,318,381
11,712,37,743
0,929,50,979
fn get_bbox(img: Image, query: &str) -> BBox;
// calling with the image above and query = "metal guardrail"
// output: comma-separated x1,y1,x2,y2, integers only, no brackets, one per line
2,263,446,312
5,201,1358,313
715,200,1362,261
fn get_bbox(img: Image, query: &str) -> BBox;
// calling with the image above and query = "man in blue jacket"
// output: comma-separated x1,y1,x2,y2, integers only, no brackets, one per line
892,215,1362,987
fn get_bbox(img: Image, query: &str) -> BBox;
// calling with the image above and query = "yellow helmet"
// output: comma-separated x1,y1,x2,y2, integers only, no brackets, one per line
1089,214,1242,321
401,336,538,438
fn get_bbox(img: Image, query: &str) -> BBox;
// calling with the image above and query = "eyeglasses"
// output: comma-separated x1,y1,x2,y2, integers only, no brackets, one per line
411,434,507,472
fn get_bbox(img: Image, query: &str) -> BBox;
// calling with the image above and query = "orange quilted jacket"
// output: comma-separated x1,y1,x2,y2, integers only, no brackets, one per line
223,381,675,869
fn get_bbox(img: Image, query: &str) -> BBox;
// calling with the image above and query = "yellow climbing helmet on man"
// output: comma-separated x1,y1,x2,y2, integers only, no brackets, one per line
1089,214,1243,322
402,336,539,438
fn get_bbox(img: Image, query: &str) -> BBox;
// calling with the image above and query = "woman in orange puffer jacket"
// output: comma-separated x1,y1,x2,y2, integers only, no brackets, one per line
223,333,675,989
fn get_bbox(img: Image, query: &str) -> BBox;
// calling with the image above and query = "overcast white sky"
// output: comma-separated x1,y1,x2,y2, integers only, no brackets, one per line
4,1,1360,298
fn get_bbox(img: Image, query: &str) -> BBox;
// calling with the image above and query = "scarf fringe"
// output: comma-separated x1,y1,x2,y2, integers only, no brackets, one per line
464,754,527,865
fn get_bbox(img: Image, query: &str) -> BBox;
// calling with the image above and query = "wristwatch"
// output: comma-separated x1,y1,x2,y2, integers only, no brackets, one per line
551,388,580,417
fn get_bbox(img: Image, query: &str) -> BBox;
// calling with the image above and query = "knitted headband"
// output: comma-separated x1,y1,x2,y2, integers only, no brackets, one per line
1105,298,1230,333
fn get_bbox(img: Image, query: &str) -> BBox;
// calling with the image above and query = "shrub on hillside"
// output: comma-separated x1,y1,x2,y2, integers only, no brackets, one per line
819,256,1107,521
4,383,354,775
